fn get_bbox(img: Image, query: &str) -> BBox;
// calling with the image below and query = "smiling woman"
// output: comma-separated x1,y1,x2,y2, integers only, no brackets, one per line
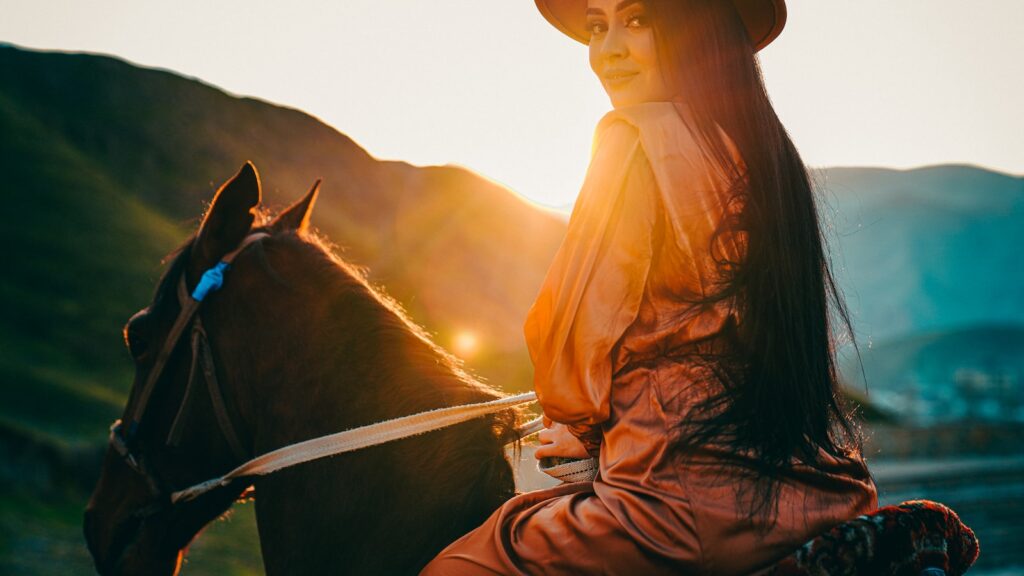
419,0,877,574
585,0,675,108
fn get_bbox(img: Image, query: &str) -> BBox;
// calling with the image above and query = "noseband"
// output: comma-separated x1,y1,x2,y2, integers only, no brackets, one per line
108,232,269,513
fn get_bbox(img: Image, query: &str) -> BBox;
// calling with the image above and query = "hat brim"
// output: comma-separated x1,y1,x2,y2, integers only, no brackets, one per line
534,0,787,52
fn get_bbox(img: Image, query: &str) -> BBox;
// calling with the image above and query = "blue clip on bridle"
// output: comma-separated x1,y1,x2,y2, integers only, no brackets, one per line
192,261,231,302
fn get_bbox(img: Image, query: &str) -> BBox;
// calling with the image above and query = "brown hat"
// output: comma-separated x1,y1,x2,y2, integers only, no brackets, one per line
534,0,787,52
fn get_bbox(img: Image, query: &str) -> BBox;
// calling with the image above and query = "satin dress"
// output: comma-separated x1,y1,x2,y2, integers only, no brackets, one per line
420,101,877,576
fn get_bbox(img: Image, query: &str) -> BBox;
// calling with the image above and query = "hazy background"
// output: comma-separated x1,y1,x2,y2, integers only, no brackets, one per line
0,0,1021,208
1,1,1022,574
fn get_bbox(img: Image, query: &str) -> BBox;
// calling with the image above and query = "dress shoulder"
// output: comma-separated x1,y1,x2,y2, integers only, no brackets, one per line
599,102,747,299
523,114,658,437
523,101,746,436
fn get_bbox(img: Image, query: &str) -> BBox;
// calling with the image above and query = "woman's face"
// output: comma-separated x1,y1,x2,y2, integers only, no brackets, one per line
587,0,675,108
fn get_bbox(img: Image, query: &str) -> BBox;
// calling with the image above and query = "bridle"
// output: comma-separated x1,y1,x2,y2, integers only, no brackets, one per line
107,232,270,515
104,229,578,521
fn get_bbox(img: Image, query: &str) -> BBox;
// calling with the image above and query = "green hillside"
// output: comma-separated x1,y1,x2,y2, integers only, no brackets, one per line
0,69,217,575
0,42,570,444
0,88,183,444
0,42,568,358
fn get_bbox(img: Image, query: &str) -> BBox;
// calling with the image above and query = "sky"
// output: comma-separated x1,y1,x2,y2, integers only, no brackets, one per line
1,0,1021,209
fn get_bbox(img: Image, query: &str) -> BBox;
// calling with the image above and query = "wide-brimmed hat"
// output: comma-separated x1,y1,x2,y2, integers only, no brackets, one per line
534,0,787,52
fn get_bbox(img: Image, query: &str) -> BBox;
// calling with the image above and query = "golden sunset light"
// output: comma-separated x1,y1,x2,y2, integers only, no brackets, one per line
2,0,1020,573
0,0,1019,211
452,329,481,359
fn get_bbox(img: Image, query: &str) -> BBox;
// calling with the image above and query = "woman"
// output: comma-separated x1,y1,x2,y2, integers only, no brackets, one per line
421,0,877,574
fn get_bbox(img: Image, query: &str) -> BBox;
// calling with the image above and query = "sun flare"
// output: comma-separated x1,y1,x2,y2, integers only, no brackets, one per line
452,330,480,358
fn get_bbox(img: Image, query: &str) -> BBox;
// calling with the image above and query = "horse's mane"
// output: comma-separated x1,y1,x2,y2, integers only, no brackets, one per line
274,229,506,402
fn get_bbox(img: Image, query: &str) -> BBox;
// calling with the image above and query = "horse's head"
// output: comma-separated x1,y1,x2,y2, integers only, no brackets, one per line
83,162,320,575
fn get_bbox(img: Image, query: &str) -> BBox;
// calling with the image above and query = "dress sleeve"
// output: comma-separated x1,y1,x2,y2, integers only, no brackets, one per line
522,119,658,454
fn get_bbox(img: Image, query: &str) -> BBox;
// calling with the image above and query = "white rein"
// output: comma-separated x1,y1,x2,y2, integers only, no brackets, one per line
163,234,595,505
173,392,543,503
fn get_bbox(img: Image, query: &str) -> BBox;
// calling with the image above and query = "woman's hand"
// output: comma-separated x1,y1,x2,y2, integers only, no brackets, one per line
534,420,590,460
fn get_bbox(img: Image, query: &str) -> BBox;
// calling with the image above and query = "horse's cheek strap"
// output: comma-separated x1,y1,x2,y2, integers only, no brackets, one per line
165,325,206,447
163,319,249,462
196,319,249,462
126,291,200,428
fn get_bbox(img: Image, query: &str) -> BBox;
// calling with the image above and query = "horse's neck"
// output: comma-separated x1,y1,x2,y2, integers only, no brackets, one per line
246,376,515,575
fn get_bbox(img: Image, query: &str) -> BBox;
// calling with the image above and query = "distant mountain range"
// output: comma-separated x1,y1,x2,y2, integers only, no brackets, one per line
819,164,1024,344
817,164,1024,423
1,43,1021,445
841,324,1024,424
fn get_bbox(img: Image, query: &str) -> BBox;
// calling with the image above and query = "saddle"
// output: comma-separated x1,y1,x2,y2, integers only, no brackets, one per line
762,500,979,576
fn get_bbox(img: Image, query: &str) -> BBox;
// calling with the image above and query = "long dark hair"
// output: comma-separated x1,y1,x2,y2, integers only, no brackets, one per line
645,0,866,521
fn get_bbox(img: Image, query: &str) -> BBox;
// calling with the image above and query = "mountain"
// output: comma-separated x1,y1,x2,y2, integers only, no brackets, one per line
813,165,1024,418
840,324,1024,424
0,43,569,446
815,164,1024,345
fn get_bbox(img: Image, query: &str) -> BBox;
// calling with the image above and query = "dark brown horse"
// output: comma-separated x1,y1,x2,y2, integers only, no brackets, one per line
83,162,521,575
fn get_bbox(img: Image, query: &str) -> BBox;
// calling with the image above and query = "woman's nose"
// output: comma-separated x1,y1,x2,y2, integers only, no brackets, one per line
598,25,629,61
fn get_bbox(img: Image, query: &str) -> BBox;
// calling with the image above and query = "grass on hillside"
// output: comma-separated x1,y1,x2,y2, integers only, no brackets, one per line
0,486,263,575
0,90,187,443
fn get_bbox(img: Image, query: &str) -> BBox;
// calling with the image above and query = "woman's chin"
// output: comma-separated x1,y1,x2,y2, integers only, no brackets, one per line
608,93,644,109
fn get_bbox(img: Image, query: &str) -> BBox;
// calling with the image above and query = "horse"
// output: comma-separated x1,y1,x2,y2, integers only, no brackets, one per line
83,161,523,575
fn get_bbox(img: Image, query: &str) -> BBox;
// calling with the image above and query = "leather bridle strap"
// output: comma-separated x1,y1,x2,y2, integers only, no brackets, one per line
123,232,270,438
165,315,249,462
194,315,248,460
124,290,199,434
164,321,205,447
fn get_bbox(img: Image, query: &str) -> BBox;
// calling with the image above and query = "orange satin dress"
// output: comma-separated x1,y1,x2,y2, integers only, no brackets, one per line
420,101,877,576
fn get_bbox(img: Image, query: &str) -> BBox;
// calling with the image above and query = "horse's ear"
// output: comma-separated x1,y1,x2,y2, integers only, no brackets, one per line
194,161,262,272
271,179,320,234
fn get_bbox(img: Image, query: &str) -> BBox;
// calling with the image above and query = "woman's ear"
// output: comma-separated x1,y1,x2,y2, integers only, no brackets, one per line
270,179,321,234
192,161,262,275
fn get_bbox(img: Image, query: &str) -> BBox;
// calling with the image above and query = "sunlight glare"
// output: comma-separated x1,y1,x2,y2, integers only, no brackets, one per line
452,330,480,359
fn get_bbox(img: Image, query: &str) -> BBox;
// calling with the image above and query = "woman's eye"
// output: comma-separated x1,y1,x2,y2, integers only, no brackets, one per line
626,14,648,28
587,20,607,35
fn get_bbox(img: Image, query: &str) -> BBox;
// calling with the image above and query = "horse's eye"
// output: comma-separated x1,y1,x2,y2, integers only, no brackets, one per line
124,308,152,360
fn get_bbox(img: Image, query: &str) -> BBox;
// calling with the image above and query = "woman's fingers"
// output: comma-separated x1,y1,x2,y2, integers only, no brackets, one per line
534,443,556,459
534,440,587,460
537,428,554,444
533,423,591,460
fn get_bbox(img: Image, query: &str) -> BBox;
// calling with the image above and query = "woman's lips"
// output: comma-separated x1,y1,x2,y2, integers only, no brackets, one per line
603,71,639,88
